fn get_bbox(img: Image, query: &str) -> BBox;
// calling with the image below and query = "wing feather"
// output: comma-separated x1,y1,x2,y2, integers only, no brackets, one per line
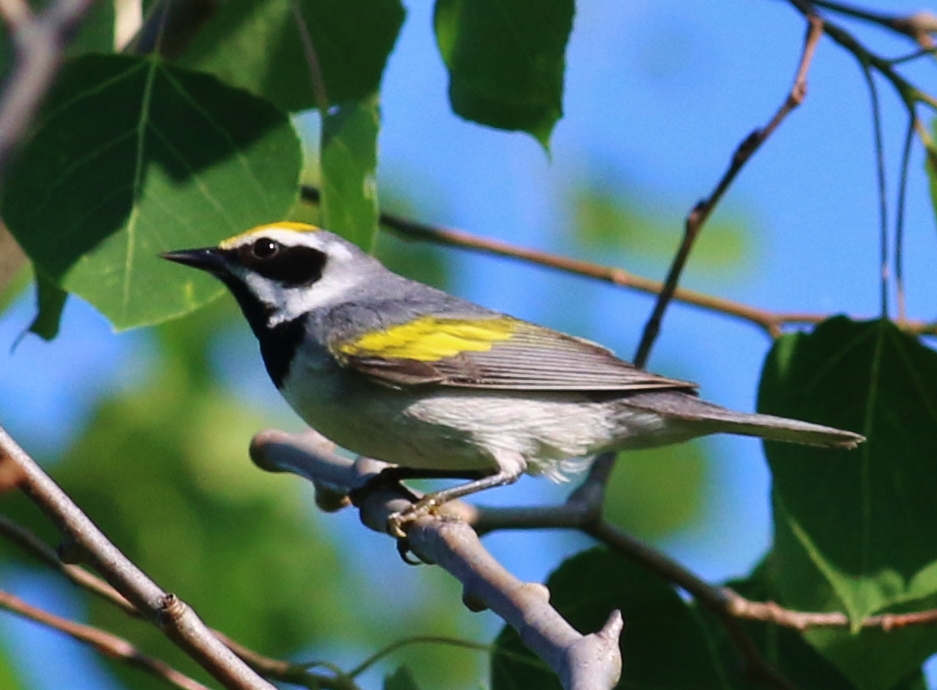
332,317,697,392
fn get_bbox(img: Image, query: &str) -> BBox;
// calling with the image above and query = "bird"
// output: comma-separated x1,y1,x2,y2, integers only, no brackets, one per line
162,222,863,533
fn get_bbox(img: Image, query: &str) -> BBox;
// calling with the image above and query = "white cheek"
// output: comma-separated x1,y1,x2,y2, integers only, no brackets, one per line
237,266,362,326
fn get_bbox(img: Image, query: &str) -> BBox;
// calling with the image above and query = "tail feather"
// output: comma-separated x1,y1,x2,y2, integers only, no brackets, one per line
704,411,863,449
624,391,864,449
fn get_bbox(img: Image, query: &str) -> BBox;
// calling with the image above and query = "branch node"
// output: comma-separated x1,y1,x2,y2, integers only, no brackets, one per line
462,591,488,612
159,593,186,627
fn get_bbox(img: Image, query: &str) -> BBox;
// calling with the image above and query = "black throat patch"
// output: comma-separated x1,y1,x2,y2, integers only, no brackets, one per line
221,276,304,389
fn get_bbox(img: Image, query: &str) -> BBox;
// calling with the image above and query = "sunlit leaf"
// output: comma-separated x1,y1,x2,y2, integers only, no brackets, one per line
1,54,302,330
434,0,573,147
178,0,405,112
759,317,937,689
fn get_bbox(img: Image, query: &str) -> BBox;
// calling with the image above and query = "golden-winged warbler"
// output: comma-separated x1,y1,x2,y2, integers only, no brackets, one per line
163,222,863,531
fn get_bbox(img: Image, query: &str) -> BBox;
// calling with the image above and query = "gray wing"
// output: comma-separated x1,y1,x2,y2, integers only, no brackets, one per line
332,318,698,392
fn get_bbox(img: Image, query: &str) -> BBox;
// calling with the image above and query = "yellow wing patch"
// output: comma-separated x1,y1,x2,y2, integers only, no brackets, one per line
219,222,320,249
337,316,518,362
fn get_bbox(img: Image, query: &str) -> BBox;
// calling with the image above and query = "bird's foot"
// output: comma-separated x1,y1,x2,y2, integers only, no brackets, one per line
386,495,442,539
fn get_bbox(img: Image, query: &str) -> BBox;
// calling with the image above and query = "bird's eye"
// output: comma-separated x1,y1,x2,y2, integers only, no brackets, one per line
252,238,279,259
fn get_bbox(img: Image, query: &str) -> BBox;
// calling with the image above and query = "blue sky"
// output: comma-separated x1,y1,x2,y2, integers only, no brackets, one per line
1,1,936,687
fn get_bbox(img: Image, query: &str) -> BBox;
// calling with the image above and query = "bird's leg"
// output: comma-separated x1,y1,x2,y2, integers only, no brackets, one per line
348,466,491,506
386,467,524,538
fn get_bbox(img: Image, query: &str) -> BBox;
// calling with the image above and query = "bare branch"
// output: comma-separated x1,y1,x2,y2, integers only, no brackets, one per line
811,0,937,48
0,424,276,690
0,0,97,182
632,14,824,368
289,0,329,112
0,514,366,690
299,186,937,340
0,588,211,690
0,514,138,616
250,429,624,690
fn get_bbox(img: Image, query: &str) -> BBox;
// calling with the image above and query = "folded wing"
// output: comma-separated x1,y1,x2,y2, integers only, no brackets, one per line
332,316,697,392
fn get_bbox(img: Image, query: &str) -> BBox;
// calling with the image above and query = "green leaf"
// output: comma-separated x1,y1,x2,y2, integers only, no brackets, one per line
1,54,302,330
491,548,725,689
320,96,380,250
758,317,937,689
434,0,574,147
178,0,405,113
384,666,422,690
28,272,67,340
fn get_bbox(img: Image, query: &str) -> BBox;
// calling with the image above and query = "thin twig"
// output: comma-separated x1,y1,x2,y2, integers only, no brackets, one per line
0,425,276,690
632,14,824,369
0,514,138,616
787,0,937,111
894,117,914,324
858,61,890,318
0,588,211,690
811,0,937,47
346,636,489,677
299,186,937,339
290,0,329,112
0,514,358,689
0,0,97,182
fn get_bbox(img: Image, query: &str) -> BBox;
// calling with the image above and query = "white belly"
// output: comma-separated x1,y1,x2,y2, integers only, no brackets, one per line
280,349,695,482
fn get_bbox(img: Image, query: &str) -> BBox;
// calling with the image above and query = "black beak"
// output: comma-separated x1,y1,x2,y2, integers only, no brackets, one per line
161,247,227,274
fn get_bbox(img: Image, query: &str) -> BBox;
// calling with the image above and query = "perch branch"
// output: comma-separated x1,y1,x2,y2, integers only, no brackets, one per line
0,588,210,690
633,14,823,368
250,430,937,689
250,428,624,690
0,424,276,690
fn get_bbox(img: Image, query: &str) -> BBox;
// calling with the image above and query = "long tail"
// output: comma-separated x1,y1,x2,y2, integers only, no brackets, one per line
624,391,864,449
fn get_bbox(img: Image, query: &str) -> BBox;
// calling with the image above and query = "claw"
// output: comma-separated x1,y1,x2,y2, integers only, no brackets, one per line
386,496,440,538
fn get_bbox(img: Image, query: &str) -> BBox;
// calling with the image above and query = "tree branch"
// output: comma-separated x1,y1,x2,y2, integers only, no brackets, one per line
0,0,96,182
249,428,937,689
298,186,937,339
810,0,937,48
0,424,276,690
249,428,624,690
0,514,369,689
632,13,824,368
0,588,211,690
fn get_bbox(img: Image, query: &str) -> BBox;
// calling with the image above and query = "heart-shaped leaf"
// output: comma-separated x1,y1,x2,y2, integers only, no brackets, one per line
758,317,937,689
434,0,574,148
178,0,405,113
2,54,303,330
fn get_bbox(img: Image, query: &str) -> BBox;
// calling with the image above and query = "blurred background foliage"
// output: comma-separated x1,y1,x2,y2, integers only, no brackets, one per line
3,0,933,687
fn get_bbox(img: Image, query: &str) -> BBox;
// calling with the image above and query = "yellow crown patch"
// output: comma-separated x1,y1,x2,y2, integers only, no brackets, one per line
219,222,320,249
